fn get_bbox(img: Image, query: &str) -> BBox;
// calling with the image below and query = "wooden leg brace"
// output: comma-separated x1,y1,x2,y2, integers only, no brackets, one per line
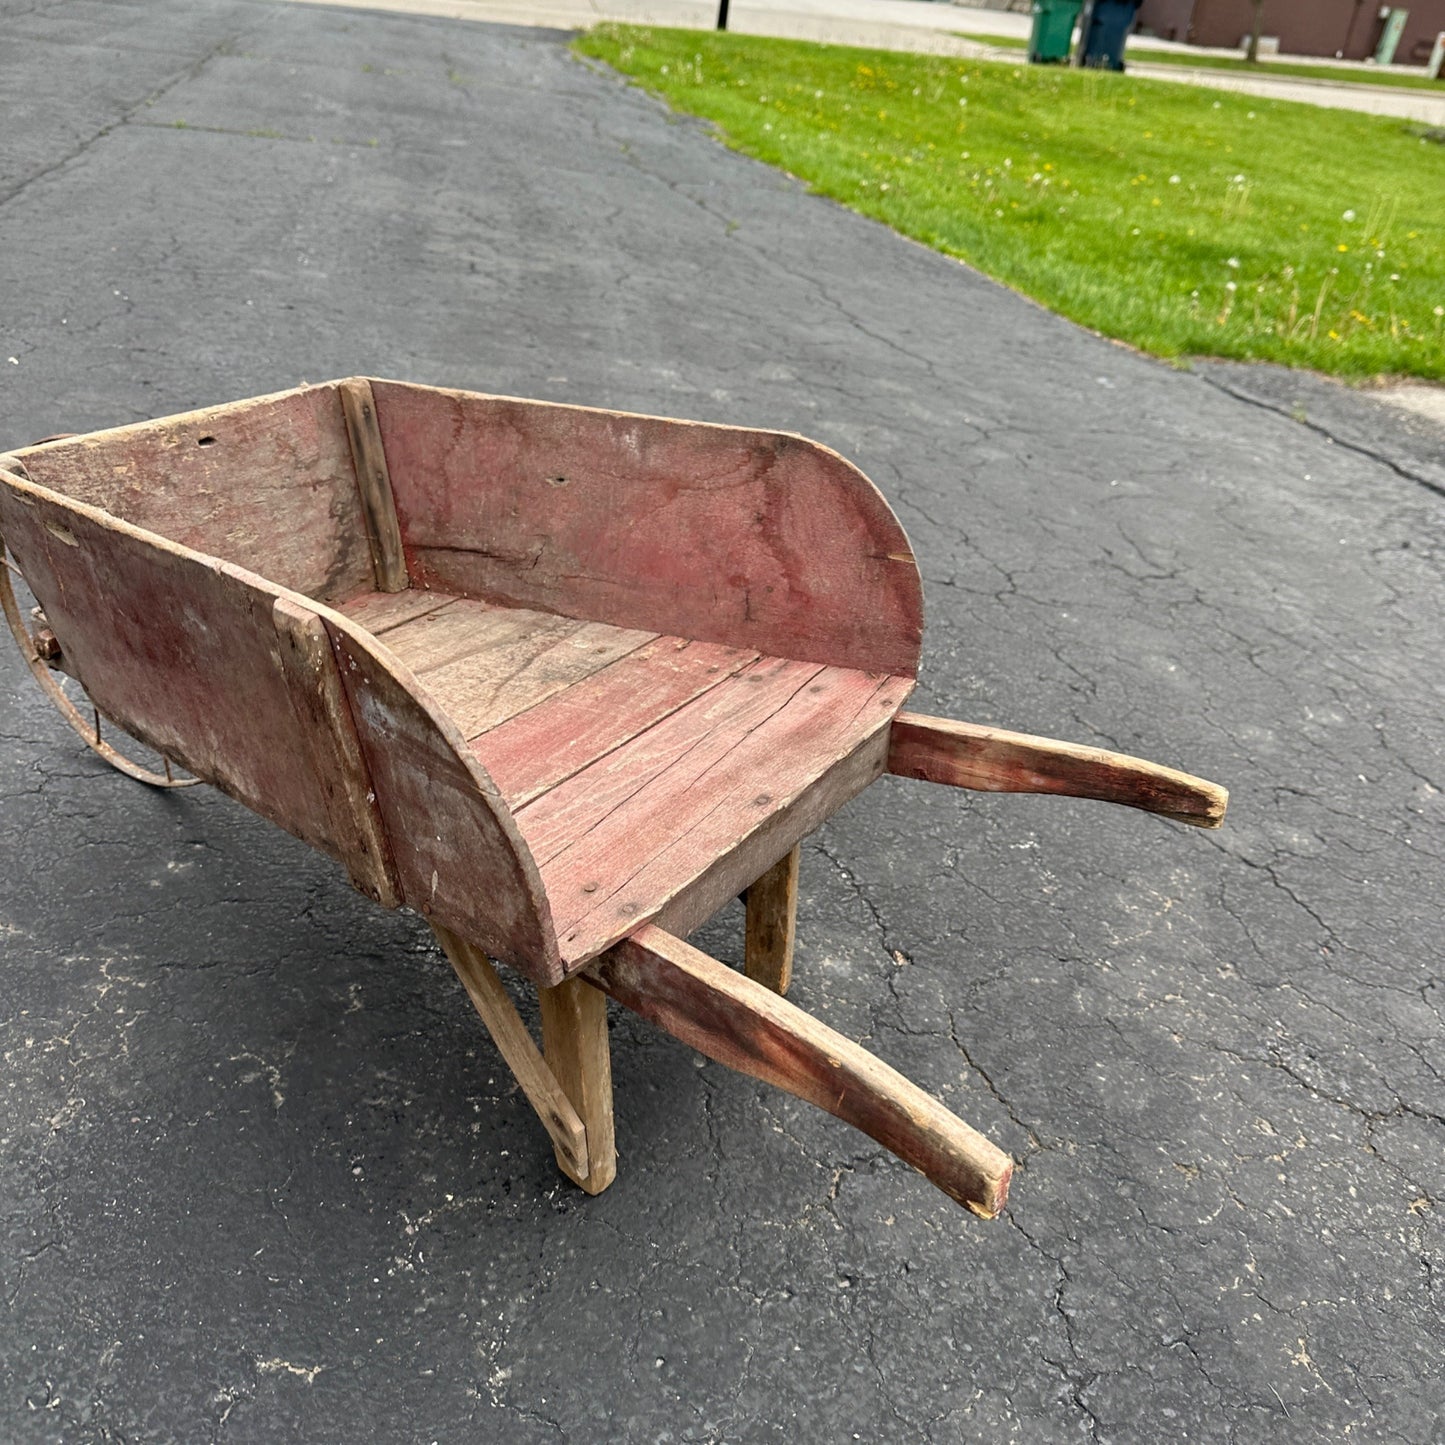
432,922,614,1192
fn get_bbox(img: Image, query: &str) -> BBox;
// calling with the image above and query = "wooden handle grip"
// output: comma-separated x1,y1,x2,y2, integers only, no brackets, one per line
587,925,1013,1217
887,712,1227,828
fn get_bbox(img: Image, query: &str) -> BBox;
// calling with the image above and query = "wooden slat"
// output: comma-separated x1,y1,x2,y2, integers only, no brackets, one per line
645,722,893,952
432,923,589,1179
472,635,759,807
376,598,524,672
335,587,451,636
378,598,655,740
378,598,570,674
370,380,924,677
588,926,1013,1218
272,597,401,907
538,976,617,1195
424,618,656,741
12,383,375,603
542,667,914,965
517,655,824,870
744,845,799,995
339,378,407,593
887,713,1229,829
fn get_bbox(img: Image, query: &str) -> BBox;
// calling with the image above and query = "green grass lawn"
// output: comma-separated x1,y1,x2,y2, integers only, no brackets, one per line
955,30,1445,91
576,26,1445,379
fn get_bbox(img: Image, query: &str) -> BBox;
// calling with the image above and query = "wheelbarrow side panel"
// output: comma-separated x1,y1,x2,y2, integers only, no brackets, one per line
12,383,376,604
0,475,346,854
324,616,563,982
368,381,925,678
0,470,561,981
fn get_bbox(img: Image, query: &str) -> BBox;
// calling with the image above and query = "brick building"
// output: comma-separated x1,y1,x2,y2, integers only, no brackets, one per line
1135,0,1445,64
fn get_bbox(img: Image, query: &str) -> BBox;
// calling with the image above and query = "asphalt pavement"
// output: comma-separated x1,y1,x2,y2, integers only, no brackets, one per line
1,2,1442,1441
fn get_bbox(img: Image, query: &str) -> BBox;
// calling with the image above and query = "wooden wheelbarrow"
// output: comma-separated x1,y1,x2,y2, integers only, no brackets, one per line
0,379,1226,1219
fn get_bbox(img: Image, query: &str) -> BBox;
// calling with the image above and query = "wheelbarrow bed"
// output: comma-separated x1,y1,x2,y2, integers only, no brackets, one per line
339,585,912,968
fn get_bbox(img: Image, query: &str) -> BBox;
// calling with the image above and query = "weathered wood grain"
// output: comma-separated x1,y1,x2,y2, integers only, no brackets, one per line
12,383,374,602
369,380,924,677
324,617,562,982
888,713,1228,828
432,923,589,1178
0,469,557,980
538,976,617,1195
272,597,401,907
380,600,655,741
0,472,343,854
473,635,759,808
373,598,523,672
0,484,197,789
336,587,450,635
540,666,913,967
744,845,799,995
517,655,824,871
588,926,1013,1217
339,378,408,593
640,709,895,958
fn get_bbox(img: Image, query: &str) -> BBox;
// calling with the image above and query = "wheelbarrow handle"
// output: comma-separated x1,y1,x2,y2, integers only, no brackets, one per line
887,712,1227,829
588,926,1013,1218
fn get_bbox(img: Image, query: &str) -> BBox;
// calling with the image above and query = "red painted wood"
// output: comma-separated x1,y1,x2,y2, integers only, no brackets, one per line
644,724,892,955
14,384,374,603
0,471,559,983
472,634,759,807
369,381,924,677
519,661,913,965
1,379,936,989
515,654,824,870
0,475,356,859
590,926,1013,1216
378,599,655,740
273,597,402,908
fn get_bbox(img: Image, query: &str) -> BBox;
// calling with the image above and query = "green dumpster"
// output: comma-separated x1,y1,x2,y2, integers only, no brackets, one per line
1028,0,1082,63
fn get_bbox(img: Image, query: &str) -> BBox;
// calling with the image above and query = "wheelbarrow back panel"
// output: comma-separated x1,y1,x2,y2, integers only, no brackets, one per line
12,385,374,602
371,381,925,676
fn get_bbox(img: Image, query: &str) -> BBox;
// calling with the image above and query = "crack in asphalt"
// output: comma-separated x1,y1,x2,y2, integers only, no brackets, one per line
1196,372,1445,502
0,31,243,210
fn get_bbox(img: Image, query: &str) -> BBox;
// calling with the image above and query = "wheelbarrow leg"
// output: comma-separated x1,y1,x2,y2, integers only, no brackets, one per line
431,922,596,1186
539,977,617,1195
744,845,799,996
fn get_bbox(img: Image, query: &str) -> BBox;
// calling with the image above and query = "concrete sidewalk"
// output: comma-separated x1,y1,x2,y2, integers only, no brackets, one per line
295,0,1000,57
1128,58,1445,123
291,0,1445,122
